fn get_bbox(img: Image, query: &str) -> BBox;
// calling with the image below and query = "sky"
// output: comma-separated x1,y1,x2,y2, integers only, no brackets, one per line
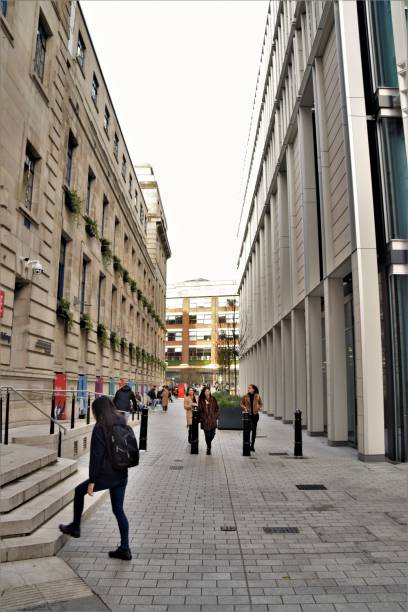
81,0,269,285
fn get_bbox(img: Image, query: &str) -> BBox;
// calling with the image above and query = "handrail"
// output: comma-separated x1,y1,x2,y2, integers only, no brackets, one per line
0,387,68,434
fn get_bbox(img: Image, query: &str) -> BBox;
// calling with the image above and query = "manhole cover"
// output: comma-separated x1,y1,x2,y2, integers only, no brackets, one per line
220,526,237,531
263,527,299,534
296,484,326,490
169,466,183,470
269,452,288,456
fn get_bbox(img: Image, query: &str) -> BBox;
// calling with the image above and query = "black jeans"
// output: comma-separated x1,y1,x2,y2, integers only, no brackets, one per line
249,413,259,447
73,478,129,549
204,429,216,449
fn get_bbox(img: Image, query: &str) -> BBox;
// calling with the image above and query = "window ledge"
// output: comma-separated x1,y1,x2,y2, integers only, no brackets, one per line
91,97,99,113
76,57,86,79
30,72,49,106
17,205,40,228
0,15,14,45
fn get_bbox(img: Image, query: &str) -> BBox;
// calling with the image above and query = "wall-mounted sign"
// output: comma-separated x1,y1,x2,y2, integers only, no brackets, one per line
0,331,11,343
35,339,52,354
0,290,5,318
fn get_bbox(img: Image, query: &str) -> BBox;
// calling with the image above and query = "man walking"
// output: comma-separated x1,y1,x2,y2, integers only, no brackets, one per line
113,382,138,420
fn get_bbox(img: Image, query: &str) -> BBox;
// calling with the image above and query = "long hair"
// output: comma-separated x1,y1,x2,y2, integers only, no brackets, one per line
92,395,116,429
249,384,259,395
199,386,211,402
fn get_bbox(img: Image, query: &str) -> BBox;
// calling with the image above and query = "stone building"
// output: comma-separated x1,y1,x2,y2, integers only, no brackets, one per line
166,280,239,388
0,0,170,410
237,1,408,461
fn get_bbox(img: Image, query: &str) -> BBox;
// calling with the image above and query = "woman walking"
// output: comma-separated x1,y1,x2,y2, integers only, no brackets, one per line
59,396,132,560
184,386,197,443
161,385,170,412
198,386,220,455
241,384,263,452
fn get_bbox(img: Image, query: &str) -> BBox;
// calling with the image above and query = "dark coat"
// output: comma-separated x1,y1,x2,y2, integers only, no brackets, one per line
89,414,128,485
198,396,220,431
114,385,137,412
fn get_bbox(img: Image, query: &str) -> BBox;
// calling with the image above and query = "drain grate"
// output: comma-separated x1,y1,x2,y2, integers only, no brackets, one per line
220,525,237,531
296,484,326,490
169,465,183,470
174,459,183,462
263,527,299,534
269,452,288,456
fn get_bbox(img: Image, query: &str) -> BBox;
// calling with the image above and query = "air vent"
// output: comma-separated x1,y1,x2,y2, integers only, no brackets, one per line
263,527,299,534
169,466,183,470
296,484,326,490
73,440,78,456
220,526,236,531
83,437,87,449
269,452,288,456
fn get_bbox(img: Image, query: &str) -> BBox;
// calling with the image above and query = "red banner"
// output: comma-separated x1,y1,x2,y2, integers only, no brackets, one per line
0,290,4,319
178,384,185,399
54,372,67,420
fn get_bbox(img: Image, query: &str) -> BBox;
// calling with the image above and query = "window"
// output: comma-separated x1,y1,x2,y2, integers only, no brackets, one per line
380,118,408,239
85,169,95,214
140,206,144,225
189,329,211,341
91,73,99,103
134,190,138,212
113,217,119,251
124,233,129,252
113,133,119,160
34,17,48,82
76,32,85,68
23,147,36,210
129,174,132,195
80,257,89,314
369,0,398,88
190,312,212,325
97,274,105,324
110,285,117,329
165,347,182,362
101,196,108,236
219,312,239,325
166,297,183,309
103,106,110,132
57,238,67,301
1,0,7,18
121,155,126,179
65,131,76,187
167,331,182,341
166,314,183,325
190,297,211,308
189,347,211,362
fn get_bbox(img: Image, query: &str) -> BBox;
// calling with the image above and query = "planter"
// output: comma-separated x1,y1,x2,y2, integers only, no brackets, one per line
218,406,242,430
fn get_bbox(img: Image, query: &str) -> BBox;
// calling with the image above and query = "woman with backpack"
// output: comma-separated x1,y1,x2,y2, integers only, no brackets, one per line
59,396,135,560
198,386,219,455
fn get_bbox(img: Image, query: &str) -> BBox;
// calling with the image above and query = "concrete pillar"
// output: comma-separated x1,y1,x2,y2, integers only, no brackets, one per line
291,308,307,422
273,325,282,418
266,330,273,415
324,277,348,444
281,317,293,423
259,228,266,337
264,210,273,330
305,296,325,434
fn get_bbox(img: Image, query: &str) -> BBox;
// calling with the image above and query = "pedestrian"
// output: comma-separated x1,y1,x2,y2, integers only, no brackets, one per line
198,386,220,455
161,385,170,412
240,384,263,452
184,386,197,443
59,396,132,560
147,385,157,407
113,382,138,420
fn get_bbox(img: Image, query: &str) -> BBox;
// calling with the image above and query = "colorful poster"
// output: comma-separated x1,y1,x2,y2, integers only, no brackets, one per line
178,383,185,399
95,376,103,397
77,375,87,418
54,372,66,420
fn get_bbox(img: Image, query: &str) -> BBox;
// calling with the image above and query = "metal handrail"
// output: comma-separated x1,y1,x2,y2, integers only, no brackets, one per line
0,387,68,434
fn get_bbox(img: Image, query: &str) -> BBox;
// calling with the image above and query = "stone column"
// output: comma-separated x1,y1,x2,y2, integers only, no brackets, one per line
291,308,307,422
324,277,348,444
305,296,325,434
281,317,293,424
264,210,273,331
273,325,282,418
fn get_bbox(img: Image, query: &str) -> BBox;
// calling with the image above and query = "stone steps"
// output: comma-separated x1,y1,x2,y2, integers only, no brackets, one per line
0,444,57,487
0,457,77,513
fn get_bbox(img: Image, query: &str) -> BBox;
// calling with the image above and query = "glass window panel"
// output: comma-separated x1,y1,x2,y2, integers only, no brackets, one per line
381,118,408,239
369,0,398,88
34,19,47,82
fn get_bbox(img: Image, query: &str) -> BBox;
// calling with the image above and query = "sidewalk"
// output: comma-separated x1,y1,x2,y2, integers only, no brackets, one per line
59,400,408,612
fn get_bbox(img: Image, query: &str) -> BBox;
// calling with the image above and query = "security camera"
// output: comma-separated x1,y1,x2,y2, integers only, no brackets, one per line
23,258,44,274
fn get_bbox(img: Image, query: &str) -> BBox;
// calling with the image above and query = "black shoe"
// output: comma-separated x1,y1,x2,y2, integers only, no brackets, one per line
108,547,132,561
206,447,211,455
250,445,255,452
59,523,80,538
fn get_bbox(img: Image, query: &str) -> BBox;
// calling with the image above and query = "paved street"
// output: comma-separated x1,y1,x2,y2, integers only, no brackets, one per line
60,400,408,612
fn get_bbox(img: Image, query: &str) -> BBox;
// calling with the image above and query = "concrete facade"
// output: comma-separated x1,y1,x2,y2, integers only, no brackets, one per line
166,280,239,388
0,1,170,415
237,1,408,461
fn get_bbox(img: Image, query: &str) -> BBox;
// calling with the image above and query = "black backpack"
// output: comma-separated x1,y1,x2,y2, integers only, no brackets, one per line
108,423,139,469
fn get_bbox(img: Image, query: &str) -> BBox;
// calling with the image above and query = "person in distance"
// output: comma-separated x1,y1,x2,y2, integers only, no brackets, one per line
198,386,220,455
241,384,263,452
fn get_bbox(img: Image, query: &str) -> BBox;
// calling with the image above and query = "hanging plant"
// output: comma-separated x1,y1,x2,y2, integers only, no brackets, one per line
129,342,136,360
56,299,74,332
122,269,130,283
135,346,141,361
110,331,119,350
112,255,123,275
137,288,142,300
120,337,128,351
80,312,93,331
83,214,99,239
100,238,112,265
64,188,82,220
141,348,146,362
97,322,108,344
130,280,137,293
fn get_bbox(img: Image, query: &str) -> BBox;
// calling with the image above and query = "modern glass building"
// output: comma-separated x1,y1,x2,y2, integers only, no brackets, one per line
237,1,407,461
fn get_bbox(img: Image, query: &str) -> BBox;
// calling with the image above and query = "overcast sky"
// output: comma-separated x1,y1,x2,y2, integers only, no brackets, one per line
81,0,269,284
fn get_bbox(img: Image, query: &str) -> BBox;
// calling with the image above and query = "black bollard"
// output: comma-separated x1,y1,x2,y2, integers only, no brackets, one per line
139,407,148,451
242,411,251,456
50,394,55,435
191,408,199,455
86,393,91,424
4,390,10,445
294,409,303,457
70,392,75,429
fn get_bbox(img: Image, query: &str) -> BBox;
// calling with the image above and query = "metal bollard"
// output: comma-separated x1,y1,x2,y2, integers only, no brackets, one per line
294,409,303,457
70,392,75,429
86,393,91,424
4,390,10,445
191,408,199,455
242,411,251,456
58,430,62,458
139,407,148,451
50,394,55,435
